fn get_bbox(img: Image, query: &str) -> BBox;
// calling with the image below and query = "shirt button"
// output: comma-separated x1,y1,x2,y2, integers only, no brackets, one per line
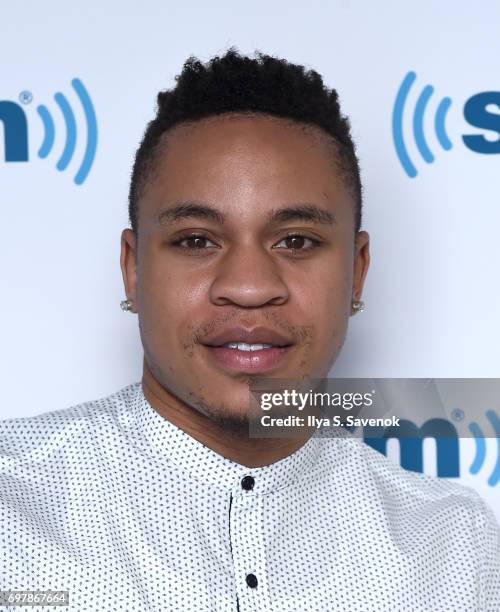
241,475,255,491
246,573,258,588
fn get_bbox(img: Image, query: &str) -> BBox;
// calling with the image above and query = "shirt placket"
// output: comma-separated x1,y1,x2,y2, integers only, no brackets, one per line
229,476,274,612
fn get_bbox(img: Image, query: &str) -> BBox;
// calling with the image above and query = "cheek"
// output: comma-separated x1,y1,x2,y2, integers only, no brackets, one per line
138,258,210,339
288,256,352,364
290,256,352,318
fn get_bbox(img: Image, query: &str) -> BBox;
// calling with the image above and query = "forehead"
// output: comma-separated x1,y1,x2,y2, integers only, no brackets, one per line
139,113,350,223
159,112,338,167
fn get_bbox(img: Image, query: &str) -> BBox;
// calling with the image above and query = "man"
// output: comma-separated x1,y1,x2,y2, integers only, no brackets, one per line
1,48,499,611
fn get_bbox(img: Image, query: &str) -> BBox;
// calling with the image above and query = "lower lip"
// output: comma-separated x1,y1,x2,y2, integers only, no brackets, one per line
203,345,292,374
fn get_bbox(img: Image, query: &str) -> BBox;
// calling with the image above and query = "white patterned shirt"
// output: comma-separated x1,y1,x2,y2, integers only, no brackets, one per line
1,381,499,611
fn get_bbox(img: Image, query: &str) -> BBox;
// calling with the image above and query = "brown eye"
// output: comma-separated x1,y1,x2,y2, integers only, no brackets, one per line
172,234,218,249
273,235,320,251
185,235,209,249
285,235,306,249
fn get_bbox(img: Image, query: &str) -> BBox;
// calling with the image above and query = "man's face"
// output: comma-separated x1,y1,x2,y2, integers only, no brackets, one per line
121,113,369,427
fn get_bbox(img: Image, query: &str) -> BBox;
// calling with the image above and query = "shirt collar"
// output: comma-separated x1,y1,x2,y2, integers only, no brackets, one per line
128,381,324,497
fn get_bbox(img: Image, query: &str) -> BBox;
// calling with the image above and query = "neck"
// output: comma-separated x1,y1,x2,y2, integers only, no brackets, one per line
141,358,314,468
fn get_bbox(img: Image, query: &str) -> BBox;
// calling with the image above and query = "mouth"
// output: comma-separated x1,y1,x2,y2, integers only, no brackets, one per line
200,326,295,374
202,344,293,374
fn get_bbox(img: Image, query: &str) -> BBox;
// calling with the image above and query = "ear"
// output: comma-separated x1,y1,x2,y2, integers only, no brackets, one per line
351,230,370,315
120,229,138,313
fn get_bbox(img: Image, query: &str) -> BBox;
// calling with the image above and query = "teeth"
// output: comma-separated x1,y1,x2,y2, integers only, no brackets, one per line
223,342,274,351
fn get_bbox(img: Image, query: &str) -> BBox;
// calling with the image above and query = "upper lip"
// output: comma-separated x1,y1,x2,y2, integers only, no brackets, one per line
201,326,294,347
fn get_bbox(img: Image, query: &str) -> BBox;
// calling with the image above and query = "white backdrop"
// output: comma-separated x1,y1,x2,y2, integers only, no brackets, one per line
1,0,499,518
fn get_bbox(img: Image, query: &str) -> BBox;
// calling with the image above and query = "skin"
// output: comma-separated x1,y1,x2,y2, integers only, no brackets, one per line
120,112,370,467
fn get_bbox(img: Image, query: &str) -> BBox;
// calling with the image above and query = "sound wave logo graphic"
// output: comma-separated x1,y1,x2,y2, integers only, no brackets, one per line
35,78,97,185
364,410,500,487
392,71,453,178
468,410,500,487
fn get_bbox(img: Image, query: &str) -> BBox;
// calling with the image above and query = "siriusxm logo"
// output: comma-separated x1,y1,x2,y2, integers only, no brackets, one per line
0,78,97,184
364,410,500,487
392,71,500,177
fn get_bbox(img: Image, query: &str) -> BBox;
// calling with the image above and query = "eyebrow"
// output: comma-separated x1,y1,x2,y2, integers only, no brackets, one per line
156,201,337,226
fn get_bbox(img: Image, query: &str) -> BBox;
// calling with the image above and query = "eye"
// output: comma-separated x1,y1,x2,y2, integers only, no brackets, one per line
171,234,219,250
273,234,321,251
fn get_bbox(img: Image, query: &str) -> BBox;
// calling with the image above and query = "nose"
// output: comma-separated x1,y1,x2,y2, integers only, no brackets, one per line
209,242,290,308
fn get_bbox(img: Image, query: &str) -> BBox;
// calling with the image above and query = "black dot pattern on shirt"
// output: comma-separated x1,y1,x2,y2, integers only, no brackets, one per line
0,381,498,611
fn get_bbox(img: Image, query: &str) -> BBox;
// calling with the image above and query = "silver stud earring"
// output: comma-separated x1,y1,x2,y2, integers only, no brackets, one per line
351,299,365,313
120,298,133,312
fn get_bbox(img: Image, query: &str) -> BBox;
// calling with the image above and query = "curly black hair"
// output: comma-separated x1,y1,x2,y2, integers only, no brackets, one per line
128,47,362,236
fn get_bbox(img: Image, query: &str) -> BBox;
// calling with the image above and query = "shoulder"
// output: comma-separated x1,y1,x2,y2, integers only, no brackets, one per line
319,432,499,539
351,436,496,515
359,440,500,608
0,381,141,464
320,436,500,607
338,437,499,583
358,437,494,509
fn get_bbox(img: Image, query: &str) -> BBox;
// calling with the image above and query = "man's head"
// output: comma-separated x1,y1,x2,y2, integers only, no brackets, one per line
120,47,370,432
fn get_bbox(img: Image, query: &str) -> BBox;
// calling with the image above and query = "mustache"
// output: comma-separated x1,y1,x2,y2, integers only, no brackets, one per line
191,311,313,346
